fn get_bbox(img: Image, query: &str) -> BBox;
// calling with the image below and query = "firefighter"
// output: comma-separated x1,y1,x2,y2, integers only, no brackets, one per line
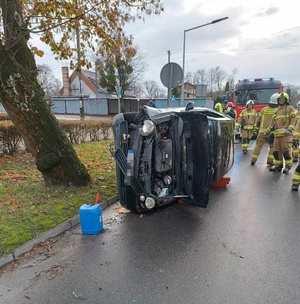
292,101,300,162
214,101,223,113
267,92,296,173
291,117,300,191
236,99,256,154
251,93,278,165
227,102,237,119
222,100,235,119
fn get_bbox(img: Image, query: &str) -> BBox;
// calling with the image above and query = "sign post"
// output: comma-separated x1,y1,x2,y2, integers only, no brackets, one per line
160,62,183,107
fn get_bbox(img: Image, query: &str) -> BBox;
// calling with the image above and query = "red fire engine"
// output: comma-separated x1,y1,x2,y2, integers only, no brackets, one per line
231,78,283,121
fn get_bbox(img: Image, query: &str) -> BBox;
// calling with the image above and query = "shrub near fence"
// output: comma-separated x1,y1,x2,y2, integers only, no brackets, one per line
59,120,112,144
0,119,23,155
0,114,113,155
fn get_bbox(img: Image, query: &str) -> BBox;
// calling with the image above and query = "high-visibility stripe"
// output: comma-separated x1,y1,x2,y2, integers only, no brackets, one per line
274,113,295,119
274,128,287,136
241,113,256,117
263,108,277,115
292,172,300,182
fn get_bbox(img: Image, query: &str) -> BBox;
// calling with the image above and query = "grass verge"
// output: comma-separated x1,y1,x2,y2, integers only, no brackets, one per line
0,139,117,257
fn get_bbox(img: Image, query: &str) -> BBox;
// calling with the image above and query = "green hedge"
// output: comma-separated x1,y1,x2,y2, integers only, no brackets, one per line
0,117,113,155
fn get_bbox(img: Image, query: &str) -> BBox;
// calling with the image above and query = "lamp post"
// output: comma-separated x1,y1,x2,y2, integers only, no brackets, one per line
180,17,229,102
115,71,121,114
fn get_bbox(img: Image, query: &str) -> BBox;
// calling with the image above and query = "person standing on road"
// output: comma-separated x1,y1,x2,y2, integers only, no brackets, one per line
236,99,257,154
267,92,296,173
291,116,300,191
214,101,223,113
222,100,235,119
292,101,300,162
251,93,278,166
227,102,237,119
147,98,157,108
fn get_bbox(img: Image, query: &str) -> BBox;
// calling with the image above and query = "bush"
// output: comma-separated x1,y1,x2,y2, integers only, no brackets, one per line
59,120,112,144
0,120,23,155
0,119,113,155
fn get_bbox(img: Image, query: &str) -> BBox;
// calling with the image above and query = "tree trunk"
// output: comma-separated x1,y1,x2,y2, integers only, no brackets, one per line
0,0,91,187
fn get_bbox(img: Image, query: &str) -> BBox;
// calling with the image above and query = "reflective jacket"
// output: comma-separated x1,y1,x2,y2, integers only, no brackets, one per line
295,111,300,126
223,106,235,119
237,108,256,130
256,106,277,135
214,102,223,113
268,104,296,137
293,117,300,140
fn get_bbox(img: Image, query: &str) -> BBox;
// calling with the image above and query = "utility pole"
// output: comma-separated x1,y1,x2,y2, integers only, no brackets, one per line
167,50,171,103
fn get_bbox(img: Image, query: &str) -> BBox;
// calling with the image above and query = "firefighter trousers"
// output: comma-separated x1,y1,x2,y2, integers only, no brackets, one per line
292,138,299,160
251,135,274,165
273,135,293,169
241,129,253,151
292,163,300,186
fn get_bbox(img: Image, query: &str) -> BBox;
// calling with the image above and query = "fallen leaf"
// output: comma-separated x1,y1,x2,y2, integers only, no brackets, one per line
115,206,131,214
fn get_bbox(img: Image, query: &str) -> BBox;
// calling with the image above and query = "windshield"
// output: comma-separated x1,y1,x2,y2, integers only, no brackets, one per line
236,88,279,106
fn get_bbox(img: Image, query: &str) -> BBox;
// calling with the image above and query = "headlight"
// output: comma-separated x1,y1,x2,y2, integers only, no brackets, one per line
145,197,156,209
139,120,155,136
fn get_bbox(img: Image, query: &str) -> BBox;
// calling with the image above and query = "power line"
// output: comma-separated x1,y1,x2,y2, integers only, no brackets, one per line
147,44,300,60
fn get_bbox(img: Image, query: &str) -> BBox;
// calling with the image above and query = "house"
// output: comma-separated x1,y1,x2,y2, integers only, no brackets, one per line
176,82,197,98
176,82,208,99
54,66,140,115
58,66,117,99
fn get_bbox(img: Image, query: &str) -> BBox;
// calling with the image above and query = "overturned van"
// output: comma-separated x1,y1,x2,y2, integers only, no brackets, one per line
110,103,234,213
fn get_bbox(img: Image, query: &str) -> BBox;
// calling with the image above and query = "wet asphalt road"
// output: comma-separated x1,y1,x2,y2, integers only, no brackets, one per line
0,141,299,304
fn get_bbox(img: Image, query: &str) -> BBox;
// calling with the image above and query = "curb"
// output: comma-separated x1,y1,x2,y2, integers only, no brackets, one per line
0,195,119,271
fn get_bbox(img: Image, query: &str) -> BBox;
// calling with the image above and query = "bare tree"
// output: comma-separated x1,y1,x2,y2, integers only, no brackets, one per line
193,69,207,85
127,46,148,91
185,72,193,83
37,64,61,102
214,66,227,92
227,68,238,91
286,84,300,108
143,80,165,98
207,68,216,94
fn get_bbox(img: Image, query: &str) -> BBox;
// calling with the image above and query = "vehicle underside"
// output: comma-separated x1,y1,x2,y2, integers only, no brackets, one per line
110,105,234,213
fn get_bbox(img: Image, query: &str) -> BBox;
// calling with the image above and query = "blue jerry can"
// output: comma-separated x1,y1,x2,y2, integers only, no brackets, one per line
79,204,103,235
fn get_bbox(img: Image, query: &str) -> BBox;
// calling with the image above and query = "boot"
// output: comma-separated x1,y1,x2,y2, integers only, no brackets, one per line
293,157,298,163
283,167,291,174
266,161,274,166
269,165,283,172
251,160,256,165
292,184,299,191
243,150,247,154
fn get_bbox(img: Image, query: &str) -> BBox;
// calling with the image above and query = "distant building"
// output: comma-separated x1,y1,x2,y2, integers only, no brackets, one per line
176,82,197,98
58,66,134,99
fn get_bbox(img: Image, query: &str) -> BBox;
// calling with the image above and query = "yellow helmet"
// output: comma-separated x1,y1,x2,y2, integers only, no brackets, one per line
277,92,289,104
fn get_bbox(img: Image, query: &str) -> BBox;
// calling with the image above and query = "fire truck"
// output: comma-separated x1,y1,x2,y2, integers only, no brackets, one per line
231,78,283,121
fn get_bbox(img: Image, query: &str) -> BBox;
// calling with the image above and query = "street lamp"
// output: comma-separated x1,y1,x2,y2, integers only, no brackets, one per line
180,17,229,102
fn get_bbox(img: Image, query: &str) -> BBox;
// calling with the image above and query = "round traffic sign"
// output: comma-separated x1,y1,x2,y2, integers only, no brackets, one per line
160,62,183,88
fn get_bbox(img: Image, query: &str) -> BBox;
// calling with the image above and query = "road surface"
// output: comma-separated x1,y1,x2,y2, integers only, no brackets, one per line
0,141,299,304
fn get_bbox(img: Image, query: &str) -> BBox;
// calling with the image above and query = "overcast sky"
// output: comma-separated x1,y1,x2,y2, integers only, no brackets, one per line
35,0,300,90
